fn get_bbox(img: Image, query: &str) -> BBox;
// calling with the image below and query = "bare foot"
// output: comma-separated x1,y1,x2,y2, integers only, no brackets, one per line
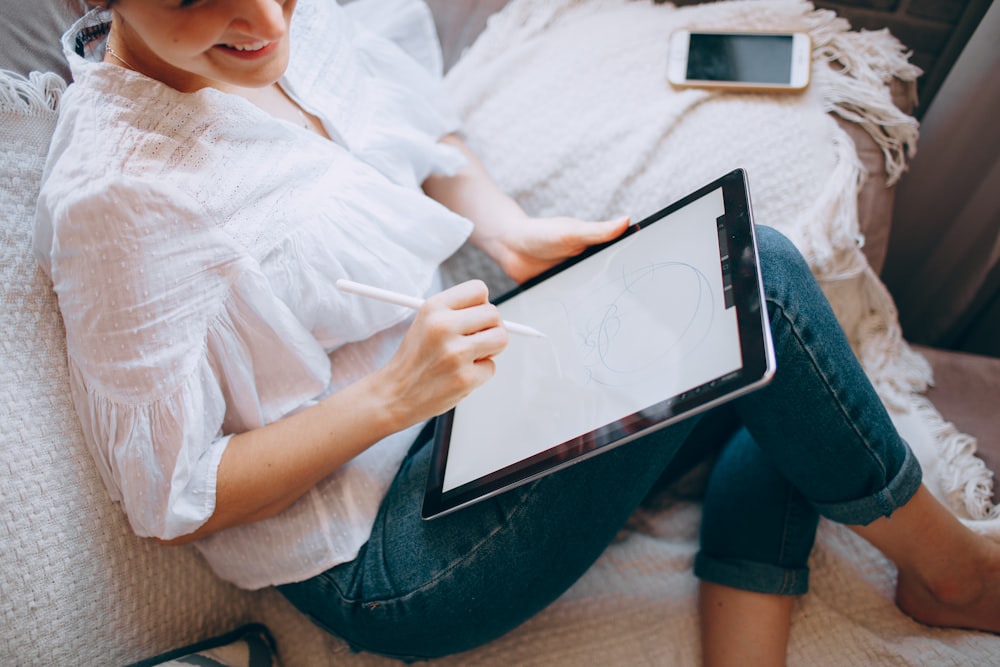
895,538,1000,634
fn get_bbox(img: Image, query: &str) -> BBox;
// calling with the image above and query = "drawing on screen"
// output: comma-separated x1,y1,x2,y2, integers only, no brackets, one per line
566,261,715,386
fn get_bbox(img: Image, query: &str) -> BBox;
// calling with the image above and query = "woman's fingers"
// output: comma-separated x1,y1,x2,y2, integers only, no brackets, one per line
382,280,509,423
501,215,631,283
428,281,508,362
552,215,630,254
428,279,490,311
426,280,504,336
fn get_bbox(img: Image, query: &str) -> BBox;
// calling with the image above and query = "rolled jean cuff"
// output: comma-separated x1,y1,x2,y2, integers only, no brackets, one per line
694,553,809,596
812,443,923,526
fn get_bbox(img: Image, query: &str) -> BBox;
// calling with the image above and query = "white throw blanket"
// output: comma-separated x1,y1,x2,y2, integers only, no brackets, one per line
443,0,1000,531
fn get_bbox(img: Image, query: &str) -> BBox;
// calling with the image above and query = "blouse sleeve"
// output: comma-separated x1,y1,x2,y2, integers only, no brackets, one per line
42,177,330,540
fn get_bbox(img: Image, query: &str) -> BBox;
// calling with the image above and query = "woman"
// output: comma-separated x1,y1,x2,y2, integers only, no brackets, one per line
35,1,1000,664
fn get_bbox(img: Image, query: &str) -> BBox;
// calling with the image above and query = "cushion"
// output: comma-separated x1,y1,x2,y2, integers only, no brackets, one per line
0,68,260,666
0,0,88,80
425,0,513,71
919,345,1000,483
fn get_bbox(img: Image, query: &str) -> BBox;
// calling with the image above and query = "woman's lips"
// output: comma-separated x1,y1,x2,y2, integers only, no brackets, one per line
214,40,280,60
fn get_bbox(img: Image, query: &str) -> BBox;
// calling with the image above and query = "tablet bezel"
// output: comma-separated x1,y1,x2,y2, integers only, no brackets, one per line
422,168,775,519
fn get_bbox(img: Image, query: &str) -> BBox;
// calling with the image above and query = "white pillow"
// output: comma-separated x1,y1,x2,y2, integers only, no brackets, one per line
0,0,88,79
0,68,256,666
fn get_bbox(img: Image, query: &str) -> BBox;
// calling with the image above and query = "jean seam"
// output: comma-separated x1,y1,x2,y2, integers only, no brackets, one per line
768,295,890,488
693,553,809,595
813,445,921,524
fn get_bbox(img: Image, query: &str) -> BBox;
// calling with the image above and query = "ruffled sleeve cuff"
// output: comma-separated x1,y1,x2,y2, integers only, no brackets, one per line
69,357,232,540
68,272,331,540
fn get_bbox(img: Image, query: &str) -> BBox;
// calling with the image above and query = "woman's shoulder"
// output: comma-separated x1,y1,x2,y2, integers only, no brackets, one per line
53,72,229,176
43,76,294,235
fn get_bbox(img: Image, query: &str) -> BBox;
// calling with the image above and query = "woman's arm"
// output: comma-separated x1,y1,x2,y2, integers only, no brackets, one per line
422,135,629,284
163,280,507,545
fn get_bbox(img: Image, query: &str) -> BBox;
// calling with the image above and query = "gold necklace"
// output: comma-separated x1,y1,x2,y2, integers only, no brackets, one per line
293,105,313,130
104,43,136,72
272,84,313,130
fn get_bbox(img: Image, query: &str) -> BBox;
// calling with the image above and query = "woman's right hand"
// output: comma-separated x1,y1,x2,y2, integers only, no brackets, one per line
378,280,509,429
163,279,507,545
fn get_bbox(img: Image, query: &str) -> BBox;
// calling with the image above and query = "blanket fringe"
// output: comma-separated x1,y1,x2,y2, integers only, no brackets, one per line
914,396,1000,521
806,134,996,521
0,70,67,116
786,123,867,278
805,9,922,185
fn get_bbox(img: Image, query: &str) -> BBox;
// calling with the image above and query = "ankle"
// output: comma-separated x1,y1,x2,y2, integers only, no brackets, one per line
899,540,999,607
915,570,980,607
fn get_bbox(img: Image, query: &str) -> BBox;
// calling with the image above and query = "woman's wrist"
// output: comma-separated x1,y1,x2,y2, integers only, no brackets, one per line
423,135,530,270
466,202,530,272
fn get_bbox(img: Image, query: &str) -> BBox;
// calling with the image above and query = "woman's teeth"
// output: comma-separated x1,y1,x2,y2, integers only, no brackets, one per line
223,41,270,52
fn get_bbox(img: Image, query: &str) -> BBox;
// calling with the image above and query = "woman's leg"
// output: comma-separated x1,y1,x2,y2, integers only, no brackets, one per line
278,416,702,661
853,486,1000,632
699,583,794,667
706,226,1000,636
696,427,817,667
692,224,906,665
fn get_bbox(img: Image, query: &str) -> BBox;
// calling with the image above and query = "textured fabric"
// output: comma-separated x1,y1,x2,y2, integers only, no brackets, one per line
34,0,471,589
0,68,268,667
442,0,1000,530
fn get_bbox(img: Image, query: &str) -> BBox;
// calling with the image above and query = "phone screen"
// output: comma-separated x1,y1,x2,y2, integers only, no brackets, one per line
686,33,793,84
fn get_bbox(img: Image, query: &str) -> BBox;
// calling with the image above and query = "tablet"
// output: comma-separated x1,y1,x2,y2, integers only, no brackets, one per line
422,169,775,519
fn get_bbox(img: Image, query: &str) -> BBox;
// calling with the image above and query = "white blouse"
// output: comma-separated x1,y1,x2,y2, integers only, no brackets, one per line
35,0,473,589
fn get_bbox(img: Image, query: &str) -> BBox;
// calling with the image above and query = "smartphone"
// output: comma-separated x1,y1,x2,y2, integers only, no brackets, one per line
667,30,811,92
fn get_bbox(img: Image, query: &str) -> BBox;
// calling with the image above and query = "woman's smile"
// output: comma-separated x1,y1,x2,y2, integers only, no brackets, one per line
104,0,298,92
214,40,280,60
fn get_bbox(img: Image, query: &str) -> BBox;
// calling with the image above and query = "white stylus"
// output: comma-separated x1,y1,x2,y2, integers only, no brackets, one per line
335,279,546,338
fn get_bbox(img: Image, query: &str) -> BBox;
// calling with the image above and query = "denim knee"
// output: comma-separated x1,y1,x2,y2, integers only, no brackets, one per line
755,225,814,291
738,225,921,518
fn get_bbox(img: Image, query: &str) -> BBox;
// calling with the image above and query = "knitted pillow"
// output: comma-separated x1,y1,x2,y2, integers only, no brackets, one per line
0,69,257,665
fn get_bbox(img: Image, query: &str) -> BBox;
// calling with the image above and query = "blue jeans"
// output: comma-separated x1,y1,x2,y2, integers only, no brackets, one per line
277,226,921,661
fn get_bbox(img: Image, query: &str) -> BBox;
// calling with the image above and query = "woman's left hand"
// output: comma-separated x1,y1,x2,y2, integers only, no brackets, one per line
422,134,630,283
482,213,631,284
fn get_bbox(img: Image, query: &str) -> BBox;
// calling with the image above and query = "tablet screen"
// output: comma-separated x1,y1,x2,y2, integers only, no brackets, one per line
424,169,773,518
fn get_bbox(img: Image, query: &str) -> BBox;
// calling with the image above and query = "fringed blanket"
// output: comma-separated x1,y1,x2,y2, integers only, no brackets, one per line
443,0,1000,532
